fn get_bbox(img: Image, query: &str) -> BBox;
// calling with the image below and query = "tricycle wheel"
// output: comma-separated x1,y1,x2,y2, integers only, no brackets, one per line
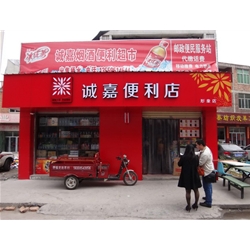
123,171,138,186
64,176,79,190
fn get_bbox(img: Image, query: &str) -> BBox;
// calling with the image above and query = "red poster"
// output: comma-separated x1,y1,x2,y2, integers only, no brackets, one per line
35,159,51,174
20,39,218,74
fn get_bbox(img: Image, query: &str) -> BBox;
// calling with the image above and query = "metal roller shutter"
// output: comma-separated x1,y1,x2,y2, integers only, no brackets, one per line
142,111,201,119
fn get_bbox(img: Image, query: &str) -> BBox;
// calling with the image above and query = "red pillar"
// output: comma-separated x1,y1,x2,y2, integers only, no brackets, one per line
202,108,218,168
18,110,34,179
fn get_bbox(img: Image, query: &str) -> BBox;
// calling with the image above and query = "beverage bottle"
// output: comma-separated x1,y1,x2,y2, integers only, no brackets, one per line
142,39,169,69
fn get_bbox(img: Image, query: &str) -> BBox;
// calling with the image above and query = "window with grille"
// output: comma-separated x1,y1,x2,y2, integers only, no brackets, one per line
237,69,250,84
239,93,250,109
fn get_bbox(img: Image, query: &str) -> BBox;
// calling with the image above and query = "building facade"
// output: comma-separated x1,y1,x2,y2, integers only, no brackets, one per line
217,62,250,146
0,59,20,158
3,30,245,180
3,71,230,179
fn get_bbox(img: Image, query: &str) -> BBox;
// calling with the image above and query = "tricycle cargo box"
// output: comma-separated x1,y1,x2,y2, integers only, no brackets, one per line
49,157,100,178
48,154,138,190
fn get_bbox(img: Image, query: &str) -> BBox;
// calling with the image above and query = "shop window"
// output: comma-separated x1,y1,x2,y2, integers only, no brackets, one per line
217,127,225,142
36,115,99,164
237,69,249,84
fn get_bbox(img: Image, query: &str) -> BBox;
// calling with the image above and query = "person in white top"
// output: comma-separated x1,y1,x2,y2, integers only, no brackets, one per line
196,139,215,208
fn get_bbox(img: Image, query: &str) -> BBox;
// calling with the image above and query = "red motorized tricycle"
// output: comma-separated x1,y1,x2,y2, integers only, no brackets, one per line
49,153,138,190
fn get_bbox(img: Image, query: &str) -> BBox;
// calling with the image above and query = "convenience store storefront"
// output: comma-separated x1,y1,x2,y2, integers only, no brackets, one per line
2,39,232,179
2,71,232,179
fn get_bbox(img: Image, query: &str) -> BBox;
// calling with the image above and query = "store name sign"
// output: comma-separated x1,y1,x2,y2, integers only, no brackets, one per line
2,72,231,108
82,82,180,99
217,113,250,124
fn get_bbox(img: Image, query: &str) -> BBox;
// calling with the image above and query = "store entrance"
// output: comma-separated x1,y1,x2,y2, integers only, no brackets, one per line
229,127,246,146
142,118,179,174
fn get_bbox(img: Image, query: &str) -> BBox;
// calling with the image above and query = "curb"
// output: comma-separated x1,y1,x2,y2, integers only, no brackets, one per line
0,202,46,208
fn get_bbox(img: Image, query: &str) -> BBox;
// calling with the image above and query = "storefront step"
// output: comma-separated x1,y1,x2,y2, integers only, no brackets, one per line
29,174,179,181
142,175,179,180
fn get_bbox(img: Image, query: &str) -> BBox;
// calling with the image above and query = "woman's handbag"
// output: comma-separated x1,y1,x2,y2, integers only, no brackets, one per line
197,166,204,176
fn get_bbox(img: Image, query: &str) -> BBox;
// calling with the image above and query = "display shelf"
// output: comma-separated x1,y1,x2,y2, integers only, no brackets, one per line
36,116,99,159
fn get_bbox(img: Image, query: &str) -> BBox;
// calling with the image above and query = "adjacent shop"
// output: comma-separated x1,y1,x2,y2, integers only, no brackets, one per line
217,112,250,146
0,113,19,157
2,39,232,179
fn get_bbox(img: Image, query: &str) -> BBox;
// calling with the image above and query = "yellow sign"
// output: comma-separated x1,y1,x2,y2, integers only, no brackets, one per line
217,113,250,124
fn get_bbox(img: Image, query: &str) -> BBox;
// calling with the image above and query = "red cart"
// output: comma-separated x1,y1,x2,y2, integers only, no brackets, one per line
49,153,138,189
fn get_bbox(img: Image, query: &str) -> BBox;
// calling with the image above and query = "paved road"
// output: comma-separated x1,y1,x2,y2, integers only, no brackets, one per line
1,168,250,220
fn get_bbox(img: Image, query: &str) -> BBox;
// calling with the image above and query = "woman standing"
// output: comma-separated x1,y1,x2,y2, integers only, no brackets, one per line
178,144,202,212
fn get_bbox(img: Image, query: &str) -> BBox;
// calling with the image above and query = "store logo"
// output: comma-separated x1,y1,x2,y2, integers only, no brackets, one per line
52,76,73,103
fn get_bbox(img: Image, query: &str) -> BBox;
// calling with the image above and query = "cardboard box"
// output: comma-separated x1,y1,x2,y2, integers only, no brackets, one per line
36,150,47,157
48,151,56,157
173,157,181,176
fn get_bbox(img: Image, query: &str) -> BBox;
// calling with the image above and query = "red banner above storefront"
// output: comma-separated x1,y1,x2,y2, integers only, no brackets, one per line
20,39,218,74
3,72,231,109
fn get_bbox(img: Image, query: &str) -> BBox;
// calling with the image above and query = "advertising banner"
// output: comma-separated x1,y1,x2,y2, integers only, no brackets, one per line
35,158,51,174
20,39,218,74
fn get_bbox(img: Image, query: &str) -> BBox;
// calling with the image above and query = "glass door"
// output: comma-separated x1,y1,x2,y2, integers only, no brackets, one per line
229,127,246,146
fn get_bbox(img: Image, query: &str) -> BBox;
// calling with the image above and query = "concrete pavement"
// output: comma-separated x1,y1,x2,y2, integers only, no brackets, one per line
1,172,250,219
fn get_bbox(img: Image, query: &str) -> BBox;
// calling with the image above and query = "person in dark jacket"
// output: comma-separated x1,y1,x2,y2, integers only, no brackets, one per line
178,144,202,212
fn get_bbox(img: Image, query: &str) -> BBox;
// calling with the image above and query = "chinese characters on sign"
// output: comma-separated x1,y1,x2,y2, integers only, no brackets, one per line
82,82,180,99
52,166,70,170
54,48,138,63
200,98,217,104
217,113,250,124
173,43,213,71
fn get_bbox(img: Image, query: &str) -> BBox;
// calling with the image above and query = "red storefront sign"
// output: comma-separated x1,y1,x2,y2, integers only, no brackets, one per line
3,72,231,108
20,39,218,74
217,113,250,124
